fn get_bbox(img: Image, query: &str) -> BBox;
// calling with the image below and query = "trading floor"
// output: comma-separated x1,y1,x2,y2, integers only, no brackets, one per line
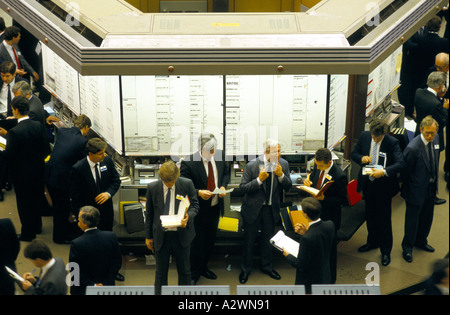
1,120,448,295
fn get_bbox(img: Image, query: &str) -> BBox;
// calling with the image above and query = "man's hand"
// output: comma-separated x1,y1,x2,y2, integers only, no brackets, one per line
218,186,227,198
258,166,269,182
145,238,154,253
370,169,385,179
180,213,189,228
294,223,308,235
274,164,283,177
95,192,110,205
0,127,7,137
198,190,213,200
361,156,371,164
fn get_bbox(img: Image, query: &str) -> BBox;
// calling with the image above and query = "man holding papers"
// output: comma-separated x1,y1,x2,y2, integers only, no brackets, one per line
302,148,347,283
351,120,404,266
145,160,199,295
282,197,335,294
180,133,230,284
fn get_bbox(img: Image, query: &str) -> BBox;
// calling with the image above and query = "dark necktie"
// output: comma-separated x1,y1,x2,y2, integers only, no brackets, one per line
428,142,435,181
316,171,324,189
163,188,171,215
94,164,101,192
6,84,11,116
207,161,216,192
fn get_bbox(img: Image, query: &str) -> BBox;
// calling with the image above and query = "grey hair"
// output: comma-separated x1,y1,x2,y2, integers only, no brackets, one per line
12,80,32,96
427,71,446,89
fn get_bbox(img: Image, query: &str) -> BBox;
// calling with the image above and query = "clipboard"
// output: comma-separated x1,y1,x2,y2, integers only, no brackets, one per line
297,180,334,197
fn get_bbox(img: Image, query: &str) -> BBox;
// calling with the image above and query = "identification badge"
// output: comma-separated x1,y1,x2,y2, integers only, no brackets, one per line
100,165,107,172
435,144,439,150
325,174,333,181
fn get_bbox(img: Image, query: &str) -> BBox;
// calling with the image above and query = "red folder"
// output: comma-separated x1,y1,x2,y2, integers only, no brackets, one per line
347,179,362,206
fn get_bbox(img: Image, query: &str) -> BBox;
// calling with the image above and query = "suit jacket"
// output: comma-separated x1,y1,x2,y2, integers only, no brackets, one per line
0,42,36,76
45,126,87,191
0,118,50,185
414,88,447,150
409,32,449,75
401,134,440,206
239,156,292,224
70,155,120,213
351,132,405,197
308,162,348,229
180,150,230,216
25,257,67,295
28,95,46,126
145,177,199,252
69,229,122,295
0,218,20,295
286,220,335,289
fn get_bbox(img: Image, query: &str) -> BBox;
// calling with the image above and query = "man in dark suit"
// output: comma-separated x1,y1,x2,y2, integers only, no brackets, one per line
180,133,230,283
0,96,50,241
283,197,335,294
398,17,449,118
21,240,67,295
46,114,91,243
401,116,441,263
414,71,448,152
12,80,46,126
351,120,405,266
0,218,20,295
0,61,27,118
69,206,122,295
70,137,120,232
145,161,199,295
303,148,347,281
239,139,292,284
0,26,39,83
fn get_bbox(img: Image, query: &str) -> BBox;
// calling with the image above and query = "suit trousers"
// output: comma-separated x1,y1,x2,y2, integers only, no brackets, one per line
241,205,276,274
190,203,220,280
363,180,393,255
154,231,192,295
14,182,43,239
402,183,436,252
47,184,81,243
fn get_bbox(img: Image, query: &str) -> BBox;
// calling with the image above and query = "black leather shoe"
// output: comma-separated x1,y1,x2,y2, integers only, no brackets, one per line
403,251,413,263
417,244,435,252
381,254,391,266
358,244,379,252
115,273,125,281
239,271,249,284
435,197,446,205
261,269,281,280
201,269,217,280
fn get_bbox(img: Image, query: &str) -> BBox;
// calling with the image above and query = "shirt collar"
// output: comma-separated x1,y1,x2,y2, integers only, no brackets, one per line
427,87,438,97
420,133,433,146
18,116,29,123
87,157,97,168
41,258,55,278
309,218,321,227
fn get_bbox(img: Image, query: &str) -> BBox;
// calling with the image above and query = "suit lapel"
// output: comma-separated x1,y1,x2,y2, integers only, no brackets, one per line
419,140,432,174
82,158,97,192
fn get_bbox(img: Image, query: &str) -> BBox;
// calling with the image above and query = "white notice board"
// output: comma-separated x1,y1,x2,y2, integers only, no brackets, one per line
41,43,81,115
121,75,224,156
79,74,123,154
327,75,349,150
225,75,328,157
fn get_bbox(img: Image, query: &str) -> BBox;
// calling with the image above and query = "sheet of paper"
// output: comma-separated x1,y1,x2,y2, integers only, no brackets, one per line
212,187,234,195
5,266,25,282
270,230,300,258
